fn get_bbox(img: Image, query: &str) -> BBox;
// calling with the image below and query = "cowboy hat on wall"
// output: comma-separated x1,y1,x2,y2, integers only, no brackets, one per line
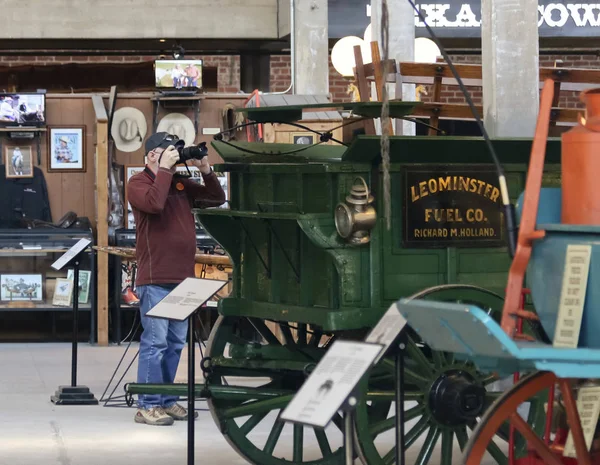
111,107,148,153
156,112,196,147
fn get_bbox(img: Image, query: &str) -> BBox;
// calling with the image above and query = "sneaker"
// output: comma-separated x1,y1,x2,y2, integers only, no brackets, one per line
163,403,199,421
134,407,174,426
122,286,140,306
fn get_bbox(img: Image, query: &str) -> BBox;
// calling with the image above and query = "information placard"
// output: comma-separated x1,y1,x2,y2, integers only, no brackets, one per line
563,385,600,458
146,278,228,321
553,244,592,348
366,302,407,365
51,238,92,271
280,340,382,428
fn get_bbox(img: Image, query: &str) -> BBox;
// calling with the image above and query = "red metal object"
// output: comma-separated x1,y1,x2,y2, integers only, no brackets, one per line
243,89,263,142
500,80,554,340
561,88,600,225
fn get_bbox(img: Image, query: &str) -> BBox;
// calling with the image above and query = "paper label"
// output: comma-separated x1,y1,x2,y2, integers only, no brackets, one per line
553,244,592,348
563,385,600,458
51,238,92,271
280,340,382,428
146,277,227,321
366,302,408,364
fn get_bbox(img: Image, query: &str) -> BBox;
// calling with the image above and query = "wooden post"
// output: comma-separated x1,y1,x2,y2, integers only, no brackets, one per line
92,95,109,346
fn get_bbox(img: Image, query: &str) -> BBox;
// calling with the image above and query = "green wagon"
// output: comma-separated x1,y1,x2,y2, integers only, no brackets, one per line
127,104,562,465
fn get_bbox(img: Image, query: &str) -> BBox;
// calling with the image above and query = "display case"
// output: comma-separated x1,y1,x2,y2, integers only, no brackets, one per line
0,227,96,343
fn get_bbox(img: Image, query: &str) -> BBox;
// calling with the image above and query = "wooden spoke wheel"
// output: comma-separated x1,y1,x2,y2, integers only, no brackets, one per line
353,285,547,465
464,371,600,465
205,315,352,465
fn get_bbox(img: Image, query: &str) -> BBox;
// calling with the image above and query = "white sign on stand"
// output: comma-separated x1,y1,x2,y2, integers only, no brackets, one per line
280,340,383,428
563,385,600,458
366,302,408,365
51,238,92,271
147,277,227,321
553,244,592,348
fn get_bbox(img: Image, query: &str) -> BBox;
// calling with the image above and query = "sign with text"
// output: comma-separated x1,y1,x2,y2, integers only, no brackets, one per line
280,340,382,428
563,385,600,458
402,166,504,248
51,238,92,271
329,0,600,39
553,244,592,348
366,302,407,365
146,278,228,321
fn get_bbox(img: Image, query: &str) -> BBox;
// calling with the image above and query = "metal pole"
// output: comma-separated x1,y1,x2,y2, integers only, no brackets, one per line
188,314,196,465
343,407,355,465
395,336,406,465
71,259,80,387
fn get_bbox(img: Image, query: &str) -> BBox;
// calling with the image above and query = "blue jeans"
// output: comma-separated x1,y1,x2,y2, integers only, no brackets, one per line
136,284,188,409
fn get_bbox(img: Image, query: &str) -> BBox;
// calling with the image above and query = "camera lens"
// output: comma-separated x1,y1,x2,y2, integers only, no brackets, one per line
177,142,208,163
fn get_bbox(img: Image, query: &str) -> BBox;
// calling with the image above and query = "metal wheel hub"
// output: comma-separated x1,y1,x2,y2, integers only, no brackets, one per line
429,370,486,426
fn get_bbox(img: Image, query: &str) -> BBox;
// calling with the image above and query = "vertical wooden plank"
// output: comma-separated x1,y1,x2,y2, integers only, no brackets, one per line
428,74,443,135
44,98,63,220
370,41,394,136
83,99,98,222
60,100,85,215
353,45,377,135
93,95,109,347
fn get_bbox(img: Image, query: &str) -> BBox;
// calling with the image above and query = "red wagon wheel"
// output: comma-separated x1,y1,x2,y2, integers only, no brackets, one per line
463,371,597,465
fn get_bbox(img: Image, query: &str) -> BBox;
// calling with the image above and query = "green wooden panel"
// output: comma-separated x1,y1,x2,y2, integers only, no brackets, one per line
197,137,564,330
236,101,421,124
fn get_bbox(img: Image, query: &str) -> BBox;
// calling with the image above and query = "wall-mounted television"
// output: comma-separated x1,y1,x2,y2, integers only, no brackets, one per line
154,59,203,89
0,93,46,127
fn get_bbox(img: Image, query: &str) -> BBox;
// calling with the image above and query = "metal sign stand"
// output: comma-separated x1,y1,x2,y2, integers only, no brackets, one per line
145,277,227,465
280,302,408,465
50,239,98,405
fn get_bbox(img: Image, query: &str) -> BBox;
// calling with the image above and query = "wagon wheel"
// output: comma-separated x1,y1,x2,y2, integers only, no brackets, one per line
205,315,355,465
463,371,596,465
354,285,547,465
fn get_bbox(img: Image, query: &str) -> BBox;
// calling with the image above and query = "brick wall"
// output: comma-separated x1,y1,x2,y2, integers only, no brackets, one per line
270,55,353,102
0,54,241,93
1,52,598,107
419,54,600,110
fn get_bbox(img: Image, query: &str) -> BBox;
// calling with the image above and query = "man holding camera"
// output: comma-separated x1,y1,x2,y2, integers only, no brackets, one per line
127,132,226,426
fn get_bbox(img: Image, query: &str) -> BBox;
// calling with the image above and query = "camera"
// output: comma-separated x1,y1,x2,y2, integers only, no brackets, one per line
174,140,208,163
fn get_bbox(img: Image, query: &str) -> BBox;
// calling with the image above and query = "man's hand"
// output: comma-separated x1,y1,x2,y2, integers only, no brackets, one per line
158,146,180,170
190,156,211,175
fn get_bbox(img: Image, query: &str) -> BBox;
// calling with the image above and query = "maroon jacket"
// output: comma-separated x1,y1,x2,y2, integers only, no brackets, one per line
127,166,226,286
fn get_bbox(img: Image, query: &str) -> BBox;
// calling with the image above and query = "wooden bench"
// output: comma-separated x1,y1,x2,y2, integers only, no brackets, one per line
396,61,600,135
351,43,600,136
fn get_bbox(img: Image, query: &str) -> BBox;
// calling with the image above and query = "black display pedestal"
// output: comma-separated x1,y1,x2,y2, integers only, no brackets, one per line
50,246,98,405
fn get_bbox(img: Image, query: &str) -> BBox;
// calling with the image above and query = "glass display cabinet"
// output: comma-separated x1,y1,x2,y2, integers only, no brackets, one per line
0,228,96,343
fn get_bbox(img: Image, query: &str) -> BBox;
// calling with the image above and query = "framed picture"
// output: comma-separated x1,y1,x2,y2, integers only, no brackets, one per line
0,274,43,301
124,165,146,229
5,146,33,179
47,126,86,172
52,278,73,307
67,269,91,304
291,132,315,145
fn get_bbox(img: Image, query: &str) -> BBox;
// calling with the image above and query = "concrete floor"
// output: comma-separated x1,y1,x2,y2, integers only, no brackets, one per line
0,343,504,465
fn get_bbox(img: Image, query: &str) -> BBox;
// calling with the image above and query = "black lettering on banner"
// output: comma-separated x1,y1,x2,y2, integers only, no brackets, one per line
402,166,505,248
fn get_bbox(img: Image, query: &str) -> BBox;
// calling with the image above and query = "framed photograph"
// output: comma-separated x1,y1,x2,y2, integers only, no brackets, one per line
291,132,315,145
0,274,43,301
124,165,146,229
67,269,91,304
5,146,33,178
52,278,73,307
48,126,86,172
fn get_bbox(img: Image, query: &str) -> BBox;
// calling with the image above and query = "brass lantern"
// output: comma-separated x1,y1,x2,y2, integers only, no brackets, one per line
334,177,377,245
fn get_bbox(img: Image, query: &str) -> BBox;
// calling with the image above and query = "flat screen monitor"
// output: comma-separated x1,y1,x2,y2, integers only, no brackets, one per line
0,93,46,127
155,59,203,89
